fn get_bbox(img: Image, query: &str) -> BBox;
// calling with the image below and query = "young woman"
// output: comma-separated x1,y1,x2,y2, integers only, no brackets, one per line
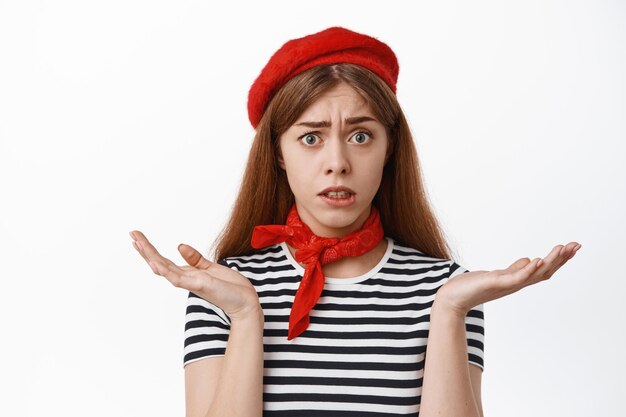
129,26,580,417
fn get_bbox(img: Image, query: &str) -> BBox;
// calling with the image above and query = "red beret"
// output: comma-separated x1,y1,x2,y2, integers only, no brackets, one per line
247,26,399,129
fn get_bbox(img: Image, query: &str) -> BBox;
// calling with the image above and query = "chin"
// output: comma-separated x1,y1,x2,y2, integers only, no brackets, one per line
319,208,365,228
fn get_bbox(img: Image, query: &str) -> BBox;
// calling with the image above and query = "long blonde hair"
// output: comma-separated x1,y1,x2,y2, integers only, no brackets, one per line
209,63,454,262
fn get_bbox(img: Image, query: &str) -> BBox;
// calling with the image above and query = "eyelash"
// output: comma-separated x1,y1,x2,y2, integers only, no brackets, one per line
297,130,374,146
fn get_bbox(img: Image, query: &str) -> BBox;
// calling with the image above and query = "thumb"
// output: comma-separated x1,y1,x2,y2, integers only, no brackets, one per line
504,257,532,273
178,243,213,270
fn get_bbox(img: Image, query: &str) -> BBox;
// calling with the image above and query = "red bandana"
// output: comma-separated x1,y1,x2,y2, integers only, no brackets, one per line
251,204,384,340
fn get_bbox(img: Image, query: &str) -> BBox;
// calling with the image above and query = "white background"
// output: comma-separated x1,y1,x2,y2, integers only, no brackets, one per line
1,1,624,416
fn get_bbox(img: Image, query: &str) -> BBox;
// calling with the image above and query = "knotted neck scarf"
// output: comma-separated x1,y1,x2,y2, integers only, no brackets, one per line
250,203,384,340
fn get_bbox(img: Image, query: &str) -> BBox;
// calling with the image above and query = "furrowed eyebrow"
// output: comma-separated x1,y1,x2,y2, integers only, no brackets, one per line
294,116,378,128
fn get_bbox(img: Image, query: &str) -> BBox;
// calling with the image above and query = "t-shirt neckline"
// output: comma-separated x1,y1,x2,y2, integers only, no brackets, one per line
279,237,394,285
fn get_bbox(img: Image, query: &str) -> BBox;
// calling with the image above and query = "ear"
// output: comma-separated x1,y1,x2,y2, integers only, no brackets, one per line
384,138,393,165
276,148,286,170
384,150,390,165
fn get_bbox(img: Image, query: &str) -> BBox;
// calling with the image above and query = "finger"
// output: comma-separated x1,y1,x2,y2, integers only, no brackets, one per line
131,231,166,263
149,258,192,289
537,242,579,280
505,257,543,288
130,230,151,262
530,244,564,280
131,238,151,264
488,258,529,280
503,257,532,273
151,258,228,296
545,241,580,275
178,243,214,270
493,258,541,294
131,230,178,270
554,241,577,265
568,243,582,259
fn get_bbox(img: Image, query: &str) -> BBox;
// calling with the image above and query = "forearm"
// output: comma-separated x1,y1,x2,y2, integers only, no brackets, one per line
206,307,265,417
419,299,480,417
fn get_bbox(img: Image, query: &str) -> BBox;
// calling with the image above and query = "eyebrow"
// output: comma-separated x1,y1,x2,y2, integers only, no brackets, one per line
294,116,378,128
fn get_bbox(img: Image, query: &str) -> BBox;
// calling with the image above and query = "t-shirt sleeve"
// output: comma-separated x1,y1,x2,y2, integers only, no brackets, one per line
450,261,485,371
182,259,232,367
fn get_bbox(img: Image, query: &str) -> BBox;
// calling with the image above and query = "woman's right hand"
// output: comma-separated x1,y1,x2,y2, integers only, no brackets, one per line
129,230,261,321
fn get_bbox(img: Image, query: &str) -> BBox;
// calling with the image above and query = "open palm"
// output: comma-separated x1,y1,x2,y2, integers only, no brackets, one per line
436,242,581,316
129,230,261,321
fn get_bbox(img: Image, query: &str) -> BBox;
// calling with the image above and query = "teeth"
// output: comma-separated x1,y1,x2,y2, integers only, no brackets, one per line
324,191,351,198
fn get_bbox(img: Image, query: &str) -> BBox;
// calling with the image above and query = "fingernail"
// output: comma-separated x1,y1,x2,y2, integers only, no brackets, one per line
574,244,581,251
537,258,543,267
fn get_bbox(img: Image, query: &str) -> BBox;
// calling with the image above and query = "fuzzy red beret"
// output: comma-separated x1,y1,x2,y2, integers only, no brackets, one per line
247,26,399,129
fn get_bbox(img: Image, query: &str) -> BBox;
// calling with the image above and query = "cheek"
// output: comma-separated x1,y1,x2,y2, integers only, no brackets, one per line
284,165,310,193
279,142,304,169
360,157,386,194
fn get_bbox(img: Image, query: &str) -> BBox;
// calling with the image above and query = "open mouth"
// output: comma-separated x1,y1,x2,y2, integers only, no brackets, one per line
319,192,356,207
321,191,353,199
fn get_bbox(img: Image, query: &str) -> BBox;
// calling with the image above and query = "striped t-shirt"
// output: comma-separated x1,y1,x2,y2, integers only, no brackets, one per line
184,237,485,416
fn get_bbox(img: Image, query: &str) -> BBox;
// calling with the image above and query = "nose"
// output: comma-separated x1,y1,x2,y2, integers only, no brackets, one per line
323,136,351,176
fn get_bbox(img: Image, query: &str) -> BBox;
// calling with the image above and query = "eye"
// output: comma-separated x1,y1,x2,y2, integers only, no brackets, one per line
350,131,373,144
298,132,321,146
297,130,373,146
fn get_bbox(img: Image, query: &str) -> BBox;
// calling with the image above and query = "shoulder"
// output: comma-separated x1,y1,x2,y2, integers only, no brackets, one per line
388,239,462,275
219,243,287,272
216,243,300,290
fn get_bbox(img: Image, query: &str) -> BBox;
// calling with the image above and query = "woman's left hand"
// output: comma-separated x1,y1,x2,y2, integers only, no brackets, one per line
435,241,581,317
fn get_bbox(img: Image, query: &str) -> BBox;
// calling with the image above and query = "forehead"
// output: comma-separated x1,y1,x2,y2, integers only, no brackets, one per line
296,83,372,119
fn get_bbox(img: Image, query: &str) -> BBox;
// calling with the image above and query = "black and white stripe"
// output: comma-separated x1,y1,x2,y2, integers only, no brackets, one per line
184,237,485,416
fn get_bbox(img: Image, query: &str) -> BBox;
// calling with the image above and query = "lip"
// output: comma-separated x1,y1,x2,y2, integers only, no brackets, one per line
318,185,356,195
320,193,356,207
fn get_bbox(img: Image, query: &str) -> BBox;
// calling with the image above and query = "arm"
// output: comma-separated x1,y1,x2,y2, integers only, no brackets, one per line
185,307,265,417
419,300,482,417
419,241,581,416
128,231,266,417
470,364,484,417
